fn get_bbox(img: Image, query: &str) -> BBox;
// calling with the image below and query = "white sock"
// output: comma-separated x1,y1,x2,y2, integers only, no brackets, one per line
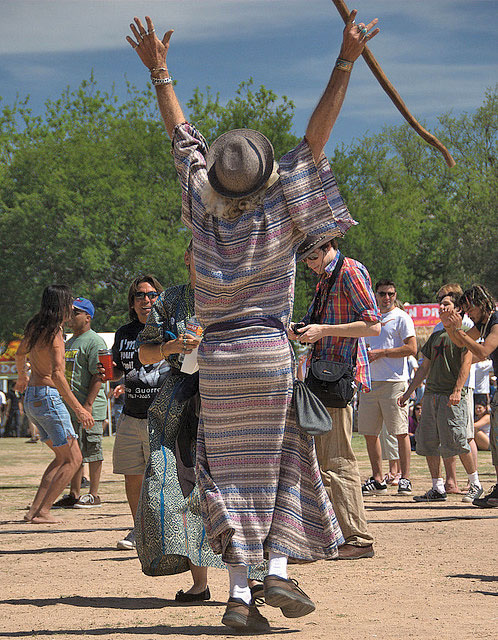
227,564,251,604
432,478,445,493
468,471,481,487
268,550,288,579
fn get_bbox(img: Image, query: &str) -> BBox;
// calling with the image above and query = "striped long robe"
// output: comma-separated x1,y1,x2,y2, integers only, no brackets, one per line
173,123,355,566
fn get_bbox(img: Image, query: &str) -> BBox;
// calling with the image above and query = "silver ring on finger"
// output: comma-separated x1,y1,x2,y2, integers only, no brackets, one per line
147,29,155,35
360,27,367,35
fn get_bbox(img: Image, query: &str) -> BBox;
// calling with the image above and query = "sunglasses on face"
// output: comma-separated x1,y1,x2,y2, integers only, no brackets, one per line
135,291,159,300
305,253,321,262
377,291,396,297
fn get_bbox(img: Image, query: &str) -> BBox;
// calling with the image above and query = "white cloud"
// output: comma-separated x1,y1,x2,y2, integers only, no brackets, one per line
0,0,334,54
1,0,494,148
2,0,494,55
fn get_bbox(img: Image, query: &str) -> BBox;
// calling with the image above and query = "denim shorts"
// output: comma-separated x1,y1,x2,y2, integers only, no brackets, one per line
24,386,77,448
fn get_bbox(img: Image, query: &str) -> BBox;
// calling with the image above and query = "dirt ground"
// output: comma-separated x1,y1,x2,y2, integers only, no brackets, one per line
1,435,497,640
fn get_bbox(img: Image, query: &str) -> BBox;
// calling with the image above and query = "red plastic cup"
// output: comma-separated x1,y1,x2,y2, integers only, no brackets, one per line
98,349,114,380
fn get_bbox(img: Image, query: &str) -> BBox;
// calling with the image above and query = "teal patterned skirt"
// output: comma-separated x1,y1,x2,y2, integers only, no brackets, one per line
135,369,266,579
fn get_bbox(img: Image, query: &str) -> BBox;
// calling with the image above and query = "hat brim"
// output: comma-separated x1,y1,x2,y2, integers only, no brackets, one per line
72,302,94,318
206,129,274,199
296,235,335,262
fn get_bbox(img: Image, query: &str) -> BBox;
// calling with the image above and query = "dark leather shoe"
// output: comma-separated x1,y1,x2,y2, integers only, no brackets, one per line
264,575,315,618
336,543,374,560
222,597,270,631
175,586,211,602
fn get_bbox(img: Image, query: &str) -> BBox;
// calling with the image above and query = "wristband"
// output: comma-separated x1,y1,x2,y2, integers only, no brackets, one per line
335,57,354,73
151,76,173,86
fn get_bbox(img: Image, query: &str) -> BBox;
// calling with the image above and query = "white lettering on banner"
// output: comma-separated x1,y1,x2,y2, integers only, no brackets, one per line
403,304,441,327
0,362,17,375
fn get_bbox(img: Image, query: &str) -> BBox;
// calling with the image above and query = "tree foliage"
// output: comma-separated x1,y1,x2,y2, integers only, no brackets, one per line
0,77,496,339
326,85,497,307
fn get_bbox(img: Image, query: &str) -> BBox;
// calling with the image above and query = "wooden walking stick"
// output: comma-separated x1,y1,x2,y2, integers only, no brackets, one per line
331,0,456,167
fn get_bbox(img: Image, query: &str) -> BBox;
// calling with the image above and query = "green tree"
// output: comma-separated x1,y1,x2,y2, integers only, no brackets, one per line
0,77,187,338
327,85,497,304
1,76,495,341
0,77,302,339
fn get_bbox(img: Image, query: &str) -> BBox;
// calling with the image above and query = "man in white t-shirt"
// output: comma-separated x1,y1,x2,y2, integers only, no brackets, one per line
358,280,417,496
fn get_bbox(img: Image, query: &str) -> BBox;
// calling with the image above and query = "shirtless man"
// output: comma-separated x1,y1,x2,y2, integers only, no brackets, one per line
15,285,94,523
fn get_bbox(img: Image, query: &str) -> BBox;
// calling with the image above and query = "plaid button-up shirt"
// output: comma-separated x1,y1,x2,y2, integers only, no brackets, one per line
302,251,381,392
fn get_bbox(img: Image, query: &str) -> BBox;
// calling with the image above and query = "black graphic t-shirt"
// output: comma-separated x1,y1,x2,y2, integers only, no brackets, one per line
112,319,169,419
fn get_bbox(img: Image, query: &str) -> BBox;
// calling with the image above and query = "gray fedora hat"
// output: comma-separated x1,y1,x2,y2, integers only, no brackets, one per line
206,129,274,199
296,234,335,262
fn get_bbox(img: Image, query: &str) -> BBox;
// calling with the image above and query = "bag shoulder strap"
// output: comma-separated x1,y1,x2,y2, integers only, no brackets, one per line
310,252,345,324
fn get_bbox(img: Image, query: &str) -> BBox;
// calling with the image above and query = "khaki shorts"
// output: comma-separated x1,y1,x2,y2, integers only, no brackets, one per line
72,419,104,463
112,413,150,475
357,381,409,436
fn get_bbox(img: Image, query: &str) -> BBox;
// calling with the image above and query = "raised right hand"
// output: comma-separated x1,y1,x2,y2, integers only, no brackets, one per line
340,9,379,62
126,15,174,71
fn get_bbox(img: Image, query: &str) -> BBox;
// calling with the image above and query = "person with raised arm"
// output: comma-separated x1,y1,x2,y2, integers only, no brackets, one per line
127,9,379,631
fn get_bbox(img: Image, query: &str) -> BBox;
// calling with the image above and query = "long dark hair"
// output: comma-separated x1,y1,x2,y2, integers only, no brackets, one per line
24,285,73,351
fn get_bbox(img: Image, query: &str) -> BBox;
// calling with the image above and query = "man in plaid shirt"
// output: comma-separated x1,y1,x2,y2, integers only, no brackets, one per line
290,236,381,559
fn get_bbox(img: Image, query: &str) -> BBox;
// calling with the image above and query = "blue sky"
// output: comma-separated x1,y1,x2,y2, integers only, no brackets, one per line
1,0,496,154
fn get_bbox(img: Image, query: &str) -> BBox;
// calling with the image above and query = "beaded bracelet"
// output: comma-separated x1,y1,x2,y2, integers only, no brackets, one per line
151,76,172,86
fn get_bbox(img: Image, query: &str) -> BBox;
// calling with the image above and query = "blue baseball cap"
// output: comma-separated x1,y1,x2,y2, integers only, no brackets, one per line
73,297,95,318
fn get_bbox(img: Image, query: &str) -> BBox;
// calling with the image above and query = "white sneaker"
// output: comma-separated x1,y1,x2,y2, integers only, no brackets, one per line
462,483,483,504
116,529,136,550
73,493,102,508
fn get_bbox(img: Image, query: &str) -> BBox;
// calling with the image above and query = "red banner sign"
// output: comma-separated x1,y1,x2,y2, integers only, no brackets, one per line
404,304,440,327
